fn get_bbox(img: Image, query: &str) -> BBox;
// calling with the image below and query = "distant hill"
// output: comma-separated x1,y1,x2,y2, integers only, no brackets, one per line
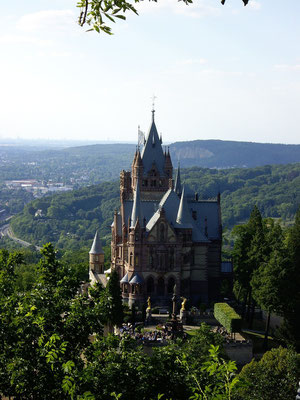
9,163,300,251
1,140,299,186
169,140,300,168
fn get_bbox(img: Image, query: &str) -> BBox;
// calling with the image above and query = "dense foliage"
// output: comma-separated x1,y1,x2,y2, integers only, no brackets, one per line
0,245,299,399
234,347,300,400
10,181,119,250
8,163,300,251
233,206,300,350
0,245,244,399
0,184,34,215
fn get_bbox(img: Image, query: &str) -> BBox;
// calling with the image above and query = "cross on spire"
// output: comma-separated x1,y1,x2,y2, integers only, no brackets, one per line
151,94,157,121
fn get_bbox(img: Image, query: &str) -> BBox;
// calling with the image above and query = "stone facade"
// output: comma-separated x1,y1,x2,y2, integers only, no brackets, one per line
110,112,222,307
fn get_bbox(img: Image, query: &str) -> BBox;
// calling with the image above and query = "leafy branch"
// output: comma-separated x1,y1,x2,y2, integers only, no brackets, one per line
77,0,249,34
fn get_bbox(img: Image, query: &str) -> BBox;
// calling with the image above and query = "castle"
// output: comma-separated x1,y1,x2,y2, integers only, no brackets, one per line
89,111,222,307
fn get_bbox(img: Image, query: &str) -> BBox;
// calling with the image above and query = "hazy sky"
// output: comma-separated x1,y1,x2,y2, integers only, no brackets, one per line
0,0,300,144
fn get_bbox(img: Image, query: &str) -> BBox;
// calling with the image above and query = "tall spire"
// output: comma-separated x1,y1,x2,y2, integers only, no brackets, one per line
89,231,104,254
176,186,193,228
131,177,143,228
141,111,165,175
174,162,182,195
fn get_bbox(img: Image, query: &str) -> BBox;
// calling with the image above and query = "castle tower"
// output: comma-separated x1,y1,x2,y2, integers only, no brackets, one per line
89,231,105,276
111,110,222,307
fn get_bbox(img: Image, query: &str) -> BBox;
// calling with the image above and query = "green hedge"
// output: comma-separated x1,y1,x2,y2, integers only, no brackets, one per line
214,303,242,333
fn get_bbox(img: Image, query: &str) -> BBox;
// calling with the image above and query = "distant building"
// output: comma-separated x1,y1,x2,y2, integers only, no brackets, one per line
90,111,223,307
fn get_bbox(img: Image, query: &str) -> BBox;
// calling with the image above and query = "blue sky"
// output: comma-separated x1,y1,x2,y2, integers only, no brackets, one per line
0,0,300,144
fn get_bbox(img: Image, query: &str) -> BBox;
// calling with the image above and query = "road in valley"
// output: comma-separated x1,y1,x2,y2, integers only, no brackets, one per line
0,223,42,251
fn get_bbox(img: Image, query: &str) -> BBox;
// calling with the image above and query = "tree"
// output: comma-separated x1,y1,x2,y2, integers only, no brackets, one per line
0,244,105,399
279,206,300,350
232,206,265,325
251,221,287,349
100,269,124,329
234,347,300,400
77,0,249,34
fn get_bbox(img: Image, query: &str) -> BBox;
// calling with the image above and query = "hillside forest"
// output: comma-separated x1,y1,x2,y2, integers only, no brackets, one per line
8,162,300,252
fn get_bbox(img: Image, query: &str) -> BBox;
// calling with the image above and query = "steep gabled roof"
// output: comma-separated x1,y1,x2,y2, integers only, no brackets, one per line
131,177,143,228
141,119,165,175
146,189,180,232
176,186,194,228
89,231,104,254
129,273,144,284
120,273,129,283
174,164,182,196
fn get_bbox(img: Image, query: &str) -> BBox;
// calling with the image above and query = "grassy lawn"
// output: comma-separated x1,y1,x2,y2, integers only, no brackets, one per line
241,329,279,354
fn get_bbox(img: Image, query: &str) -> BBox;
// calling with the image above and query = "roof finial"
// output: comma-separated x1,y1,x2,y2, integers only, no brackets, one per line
151,94,157,122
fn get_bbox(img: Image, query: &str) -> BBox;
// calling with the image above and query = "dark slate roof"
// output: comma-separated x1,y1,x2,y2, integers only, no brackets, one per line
124,199,160,226
120,273,129,283
176,186,194,228
146,189,179,231
190,201,221,240
129,273,144,284
123,189,221,241
174,165,182,195
141,119,165,176
131,177,144,227
89,231,104,254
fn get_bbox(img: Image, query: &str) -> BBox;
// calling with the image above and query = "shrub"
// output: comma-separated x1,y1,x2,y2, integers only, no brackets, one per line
214,302,242,333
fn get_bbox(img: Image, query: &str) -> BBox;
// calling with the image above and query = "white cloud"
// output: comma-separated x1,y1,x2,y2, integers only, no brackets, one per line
0,34,52,46
248,1,261,11
275,64,300,71
16,10,75,33
136,0,220,18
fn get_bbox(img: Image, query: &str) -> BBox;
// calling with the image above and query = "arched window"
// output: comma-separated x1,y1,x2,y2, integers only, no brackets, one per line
129,252,133,266
147,277,154,294
167,277,175,294
157,277,165,296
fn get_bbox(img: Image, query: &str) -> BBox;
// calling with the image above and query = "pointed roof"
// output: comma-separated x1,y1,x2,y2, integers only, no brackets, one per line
120,273,129,284
89,231,104,254
176,186,193,228
129,273,144,285
174,163,182,195
131,177,143,228
141,117,165,175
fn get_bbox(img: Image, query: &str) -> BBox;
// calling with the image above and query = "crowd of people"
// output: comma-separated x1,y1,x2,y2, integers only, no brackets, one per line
117,322,187,343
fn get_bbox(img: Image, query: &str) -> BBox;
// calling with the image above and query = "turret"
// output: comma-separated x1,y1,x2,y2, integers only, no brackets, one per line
89,231,105,274
164,147,173,181
176,186,193,228
174,163,182,196
131,177,143,228
132,148,143,190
